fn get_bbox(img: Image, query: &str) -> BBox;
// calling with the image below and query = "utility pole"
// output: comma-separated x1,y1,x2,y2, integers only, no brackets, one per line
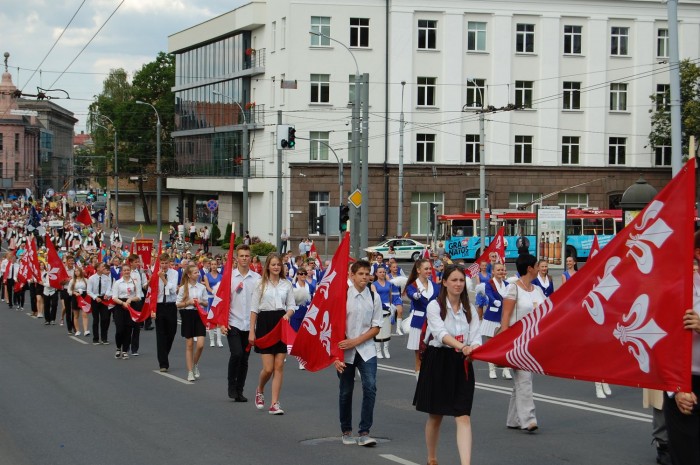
667,0,682,176
397,81,406,238
276,110,283,251
351,71,362,258
360,73,370,254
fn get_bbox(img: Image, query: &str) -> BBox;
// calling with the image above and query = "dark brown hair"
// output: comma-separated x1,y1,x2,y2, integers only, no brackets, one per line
435,265,471,323
406,258,430,289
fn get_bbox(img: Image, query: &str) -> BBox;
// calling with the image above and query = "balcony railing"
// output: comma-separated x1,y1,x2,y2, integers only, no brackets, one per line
173,157,264,178
243,48,265,71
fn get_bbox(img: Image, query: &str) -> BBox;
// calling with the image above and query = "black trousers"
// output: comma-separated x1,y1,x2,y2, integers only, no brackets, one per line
155,302,178,369
664,374,700,465
91,301,110,343
28,283,37,313
226,327,250,397
113,306,133,353
61,290,74,331
129,301,143,353
43,293,59,323
14,286,25,308
6,278,14,308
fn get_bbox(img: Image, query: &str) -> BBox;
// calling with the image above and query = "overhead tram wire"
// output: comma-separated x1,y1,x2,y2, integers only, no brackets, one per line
48,0,126,89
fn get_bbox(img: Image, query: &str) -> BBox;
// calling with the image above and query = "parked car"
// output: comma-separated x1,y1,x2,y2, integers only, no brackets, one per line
365,238,427,261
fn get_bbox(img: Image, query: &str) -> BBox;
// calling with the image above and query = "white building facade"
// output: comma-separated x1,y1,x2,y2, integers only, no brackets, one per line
168,0,699,243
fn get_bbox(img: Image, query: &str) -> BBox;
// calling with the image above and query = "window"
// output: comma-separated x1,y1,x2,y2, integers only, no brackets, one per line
563,25,582,54
516,23,535,53
467,22,486,51
657,28,669,58
514,135,533,164
14,162,19,181
465,134,480,163
281,73,286,105
561,136,580,165
310,17,331,46
417,77,436,106
509,192,541,211
411,192,443,235
310,74,330,103
281,17,286,49
308,192,330,234
0,134,3,151
563,81,581,110
416,134,435,163
608,137,626,165
611,26,629,56
610,83,628,111
350,18,369,47
0,163,3,178
271,21,276,51
418,20,437,50
558,193,588,209
465,79,485,108
309,131,330,161
14,133,19,152
464,194,487,213
655,144,671,166
656,84,670,111
515,81,533,108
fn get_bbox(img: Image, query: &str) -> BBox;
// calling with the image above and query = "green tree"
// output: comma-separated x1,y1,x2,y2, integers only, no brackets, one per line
649,59,700,158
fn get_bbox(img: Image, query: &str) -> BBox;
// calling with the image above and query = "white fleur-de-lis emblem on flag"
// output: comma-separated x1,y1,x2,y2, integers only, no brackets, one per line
47,267,61,282
613,294,667,373
318,310,332,354
582,256,621,325
625,201,673,275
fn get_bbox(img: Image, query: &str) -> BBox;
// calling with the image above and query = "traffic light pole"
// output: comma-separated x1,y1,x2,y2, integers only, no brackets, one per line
276,110,283,252
351,71,361,259
360,73,370,256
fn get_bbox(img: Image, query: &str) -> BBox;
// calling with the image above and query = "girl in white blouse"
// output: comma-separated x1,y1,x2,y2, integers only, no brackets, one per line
176,265,209,382
111,264,142,359
249,253,296,415
68,267,89,337
413,265,481,465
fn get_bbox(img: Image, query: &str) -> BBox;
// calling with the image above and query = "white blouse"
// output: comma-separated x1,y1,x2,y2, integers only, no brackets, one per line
251,278,295,314
111,278,142,300
68,279,88,295
176,282,208,310
505,282,546,326
426,300,482,348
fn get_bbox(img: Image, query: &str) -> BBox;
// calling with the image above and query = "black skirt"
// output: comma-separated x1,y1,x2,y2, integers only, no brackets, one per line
413,346,475,417
254,310,287,354
180,310,206,338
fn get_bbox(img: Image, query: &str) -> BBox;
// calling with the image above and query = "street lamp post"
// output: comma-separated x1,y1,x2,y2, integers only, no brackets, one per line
397,81,406,237
92,113,118,228
310,30,362,258
466,78,486,255
136,101,162,234
213,90,249,236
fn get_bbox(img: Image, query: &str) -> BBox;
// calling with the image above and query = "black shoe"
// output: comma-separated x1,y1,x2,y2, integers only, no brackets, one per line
144,327,154,331
234,394,248,402
656,445,672,465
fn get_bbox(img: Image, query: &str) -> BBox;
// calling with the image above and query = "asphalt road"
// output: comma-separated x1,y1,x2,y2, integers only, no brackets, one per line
0,301,658,465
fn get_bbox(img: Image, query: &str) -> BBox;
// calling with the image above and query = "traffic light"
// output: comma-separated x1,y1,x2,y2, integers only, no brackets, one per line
339,204,350,232
176,206,181,221
315,215,325,234
287,126,296,149
428,202,438,232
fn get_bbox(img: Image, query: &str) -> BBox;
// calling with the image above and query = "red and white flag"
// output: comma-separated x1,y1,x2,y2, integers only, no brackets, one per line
209,229,235,328
44,234,70,289
590,234,600,259
290,232,350,372
76,207,93,226
472,160,696,392
465,227,506,278
15,237,42,291
76,294,93,313
143,239,163,319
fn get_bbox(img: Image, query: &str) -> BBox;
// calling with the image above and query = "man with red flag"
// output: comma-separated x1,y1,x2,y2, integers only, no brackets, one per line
220,244,260,402
154,253,180,372
472,159,696,399
87,263,112,345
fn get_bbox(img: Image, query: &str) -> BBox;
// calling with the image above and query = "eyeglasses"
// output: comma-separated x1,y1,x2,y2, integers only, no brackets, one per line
297,272,307,276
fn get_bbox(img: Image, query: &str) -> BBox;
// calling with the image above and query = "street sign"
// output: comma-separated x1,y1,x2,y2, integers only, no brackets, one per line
348,189,362,208
206,199,219,212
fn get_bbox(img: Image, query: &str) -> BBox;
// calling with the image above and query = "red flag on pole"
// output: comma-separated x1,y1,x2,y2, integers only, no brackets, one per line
290,232,350,372
208,229,236,328
76,294,93,313
76,207,93,226
143,239,162,319
44,234,69,289
133,239,154,268
26,238,41,282
590,233,601,259
254,319,295,349
465,227,506,278
471,160,696,392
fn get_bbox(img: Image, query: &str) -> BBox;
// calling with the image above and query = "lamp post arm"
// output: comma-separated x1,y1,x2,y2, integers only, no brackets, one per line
309,31,359,76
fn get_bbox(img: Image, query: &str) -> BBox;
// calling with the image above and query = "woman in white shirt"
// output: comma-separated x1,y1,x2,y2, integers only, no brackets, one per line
249,253,296,415
68,267,89,337
500,254,546,433
413,265,481,465
176,264,209,382
111,263,141,360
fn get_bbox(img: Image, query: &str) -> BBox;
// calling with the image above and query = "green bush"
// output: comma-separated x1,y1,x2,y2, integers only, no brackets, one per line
251,241,277,257
221,243,230,250
223,223,232,243
211,223,221,245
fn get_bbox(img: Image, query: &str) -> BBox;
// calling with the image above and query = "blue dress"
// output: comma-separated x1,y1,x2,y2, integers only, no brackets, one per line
532,275,554,297
407,280,441,329
205,271,223,308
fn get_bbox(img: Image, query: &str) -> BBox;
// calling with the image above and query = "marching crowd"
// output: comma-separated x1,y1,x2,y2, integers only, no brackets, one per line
1,198,698,465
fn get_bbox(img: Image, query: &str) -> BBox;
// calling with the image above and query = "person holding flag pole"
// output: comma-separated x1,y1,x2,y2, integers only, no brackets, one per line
154,253,179,372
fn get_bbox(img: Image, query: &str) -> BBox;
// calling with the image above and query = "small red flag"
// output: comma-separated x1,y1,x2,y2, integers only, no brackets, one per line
76,294,93,313
208,231,235,328
76,207,93,226
465,227,506,278
143,240,163,319
590,234,600,259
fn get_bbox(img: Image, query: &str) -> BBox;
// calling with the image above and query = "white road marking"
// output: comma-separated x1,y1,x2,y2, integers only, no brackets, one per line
153,370,193,385
69,336,89,345
379,454,420,465
378,363,651,423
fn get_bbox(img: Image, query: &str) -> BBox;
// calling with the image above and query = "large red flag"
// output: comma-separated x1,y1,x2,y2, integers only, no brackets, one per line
14,238,40,292
472,160,696,392
76,207,93,226
465,227,506,278
208,230,235,328
143,240,163,319
44,234,69,289
290,232,350,372
133,239,154,268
